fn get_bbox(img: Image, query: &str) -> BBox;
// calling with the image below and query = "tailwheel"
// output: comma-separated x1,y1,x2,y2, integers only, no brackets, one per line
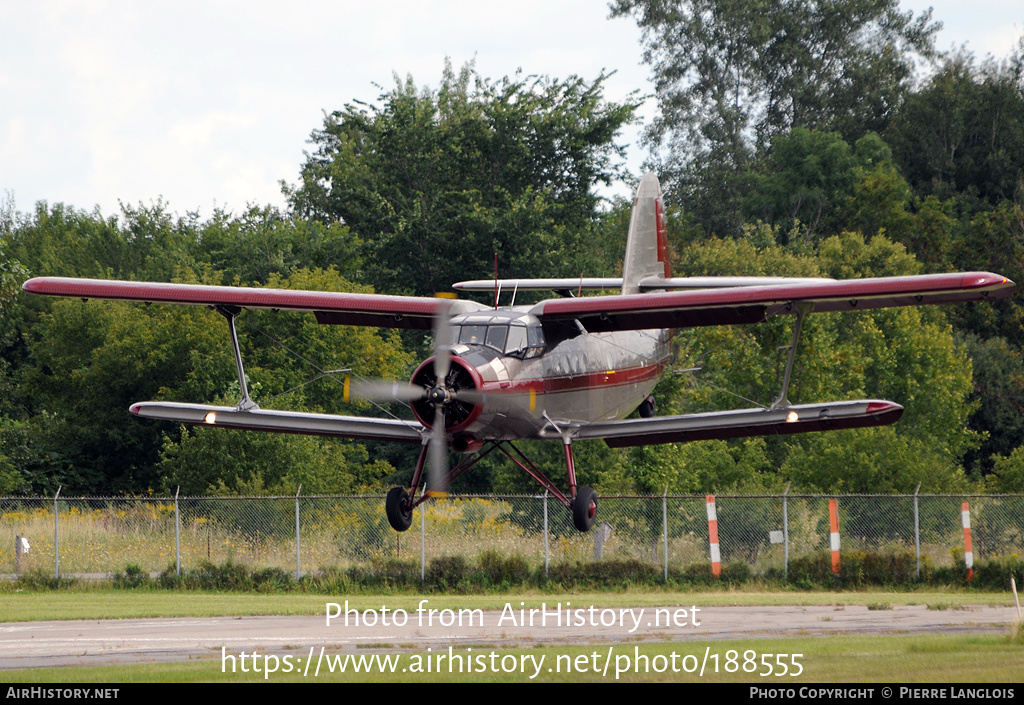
385,486,413,532
572,486,598,532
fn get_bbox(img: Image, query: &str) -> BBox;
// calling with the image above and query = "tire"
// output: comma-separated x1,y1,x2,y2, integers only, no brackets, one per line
638,395,656,418
572,486,598,532
385,486,413,532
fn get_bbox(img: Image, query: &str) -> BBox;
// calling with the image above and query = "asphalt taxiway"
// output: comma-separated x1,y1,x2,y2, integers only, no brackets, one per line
0,603,1017,669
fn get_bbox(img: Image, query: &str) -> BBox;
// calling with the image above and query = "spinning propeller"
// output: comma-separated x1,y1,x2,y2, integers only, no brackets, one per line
425,302,455,496
344,299,482,497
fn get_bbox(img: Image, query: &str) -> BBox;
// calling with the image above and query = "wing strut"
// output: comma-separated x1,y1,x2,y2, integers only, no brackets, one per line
771,302,811,411
217,305,259,411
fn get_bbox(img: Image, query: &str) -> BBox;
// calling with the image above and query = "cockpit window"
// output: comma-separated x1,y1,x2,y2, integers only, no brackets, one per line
454,321,545,358
458,325,487,346
524,324,546,358
505,324,528,355
485,325,508,351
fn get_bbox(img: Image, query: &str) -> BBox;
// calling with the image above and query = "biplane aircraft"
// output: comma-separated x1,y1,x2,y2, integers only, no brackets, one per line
22,174,1015,532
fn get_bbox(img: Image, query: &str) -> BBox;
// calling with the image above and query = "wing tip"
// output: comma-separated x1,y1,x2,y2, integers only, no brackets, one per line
961,272,1015,290
22,277,49,294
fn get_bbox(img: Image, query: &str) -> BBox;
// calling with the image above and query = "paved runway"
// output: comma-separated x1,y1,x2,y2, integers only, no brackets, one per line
0,603,1018,669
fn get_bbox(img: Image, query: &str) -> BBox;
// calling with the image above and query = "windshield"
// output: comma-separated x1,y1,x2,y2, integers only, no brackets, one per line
455,322,544,357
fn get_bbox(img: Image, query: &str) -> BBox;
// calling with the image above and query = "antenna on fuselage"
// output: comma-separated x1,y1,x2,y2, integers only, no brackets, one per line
493,252,499,309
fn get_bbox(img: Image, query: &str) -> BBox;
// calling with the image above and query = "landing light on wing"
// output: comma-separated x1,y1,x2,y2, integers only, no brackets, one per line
204,412,217,424
786,411,799,423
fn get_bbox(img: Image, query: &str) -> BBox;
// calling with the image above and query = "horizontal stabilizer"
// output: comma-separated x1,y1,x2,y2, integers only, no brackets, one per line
574,400,903,447
638,276,836,289
452,276,837,293
453,278,622,292
130,401,424,443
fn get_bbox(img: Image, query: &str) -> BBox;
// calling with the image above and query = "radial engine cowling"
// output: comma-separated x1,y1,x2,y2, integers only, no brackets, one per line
409,356,483,433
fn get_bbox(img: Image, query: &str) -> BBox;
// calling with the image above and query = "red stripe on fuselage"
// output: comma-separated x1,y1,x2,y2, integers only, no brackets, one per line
482,361,665,395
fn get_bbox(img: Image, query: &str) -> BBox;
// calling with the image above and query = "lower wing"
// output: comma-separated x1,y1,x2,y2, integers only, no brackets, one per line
130,402,425,443
573,400,903,447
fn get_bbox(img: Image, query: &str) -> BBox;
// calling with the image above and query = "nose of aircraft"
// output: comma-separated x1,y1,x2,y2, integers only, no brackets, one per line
410,354,484,433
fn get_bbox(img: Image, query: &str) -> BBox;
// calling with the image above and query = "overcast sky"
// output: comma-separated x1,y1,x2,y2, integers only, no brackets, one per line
1,1,1020,219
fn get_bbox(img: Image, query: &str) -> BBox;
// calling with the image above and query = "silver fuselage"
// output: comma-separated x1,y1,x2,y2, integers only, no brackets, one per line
415,308,670,441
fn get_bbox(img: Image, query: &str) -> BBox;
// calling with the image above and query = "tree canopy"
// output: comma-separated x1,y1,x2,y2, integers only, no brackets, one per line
286,62,638,295
611,0,939,235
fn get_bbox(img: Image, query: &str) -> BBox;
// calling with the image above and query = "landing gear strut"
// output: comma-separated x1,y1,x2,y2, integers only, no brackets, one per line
383,438,599,532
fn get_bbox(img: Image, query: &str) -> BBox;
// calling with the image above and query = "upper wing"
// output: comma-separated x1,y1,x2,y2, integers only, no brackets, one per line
22,277,487,329
574,399,903,447
528,272,1014,332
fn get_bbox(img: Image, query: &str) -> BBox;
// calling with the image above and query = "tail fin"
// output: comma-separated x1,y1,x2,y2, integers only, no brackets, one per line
622,173,671,295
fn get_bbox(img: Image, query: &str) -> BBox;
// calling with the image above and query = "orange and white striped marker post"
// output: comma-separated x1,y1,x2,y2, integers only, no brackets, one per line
962,502,973,581
706,495,721,578
829,499,841,575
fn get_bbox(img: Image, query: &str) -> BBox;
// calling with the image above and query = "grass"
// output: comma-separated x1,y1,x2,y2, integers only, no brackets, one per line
0,587,1016,622
0,634,1021,683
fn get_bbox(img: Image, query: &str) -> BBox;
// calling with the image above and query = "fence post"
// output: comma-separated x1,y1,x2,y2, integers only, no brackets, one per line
543,492,549,578
829,499,841,575
662,486,669,583
53,486,61,579
295,485,302,582
914,484,921,579
962,501,973,581
706,495,720,578
174,487,181,576
783,483,790,581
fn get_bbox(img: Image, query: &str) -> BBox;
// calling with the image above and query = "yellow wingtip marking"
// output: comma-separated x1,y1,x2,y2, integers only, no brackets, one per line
343,376,351,404
529,387,536,412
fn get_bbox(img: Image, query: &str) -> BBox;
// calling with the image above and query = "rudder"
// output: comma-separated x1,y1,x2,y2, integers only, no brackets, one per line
621,173,671,295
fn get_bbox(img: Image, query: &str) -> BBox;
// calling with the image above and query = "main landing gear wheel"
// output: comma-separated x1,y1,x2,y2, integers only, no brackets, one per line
638,395,656,418
386,486,413,532
572,486,598,532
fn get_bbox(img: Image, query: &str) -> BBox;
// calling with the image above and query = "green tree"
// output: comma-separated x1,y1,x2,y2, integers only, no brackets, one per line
157,426,395,495
6,202,199,282
193,206,364,286
989,445,1024,493
286,62,637,295
744,128,861,239
958,335,1024,474
611,0,938,236
885,46,1024,205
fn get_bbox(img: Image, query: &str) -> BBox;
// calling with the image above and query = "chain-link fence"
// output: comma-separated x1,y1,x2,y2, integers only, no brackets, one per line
2,493,1022,579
